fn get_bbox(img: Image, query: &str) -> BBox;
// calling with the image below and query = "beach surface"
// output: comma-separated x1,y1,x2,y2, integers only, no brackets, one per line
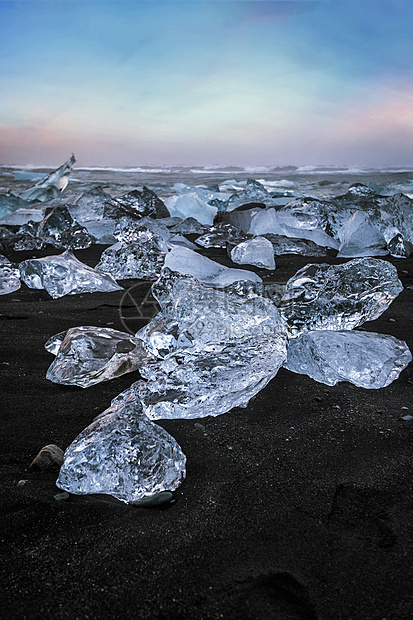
1,242,413,619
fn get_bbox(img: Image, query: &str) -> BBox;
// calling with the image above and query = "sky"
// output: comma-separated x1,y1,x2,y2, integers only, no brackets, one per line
0,0,412,167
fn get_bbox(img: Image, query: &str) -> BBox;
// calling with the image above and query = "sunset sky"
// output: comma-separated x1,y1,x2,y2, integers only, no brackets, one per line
1,0,412,167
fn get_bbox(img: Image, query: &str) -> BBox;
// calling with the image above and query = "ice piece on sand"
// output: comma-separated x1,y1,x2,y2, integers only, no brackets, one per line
134,333,287,420
230,236,275,270
284,330,412,388
170,217,208,235
114,216,171,243
18,154,76,202
22,205,96,249
0,207,43,226
164,246,261,287
70,186,112,221
280,258,403,337
337,211,387,257
195,222,251,249
56,390,186,503
0,193,28,219
224,179,273,211
19,249,123,298
136,269,286,357
45,326,153,388
0,255,21,295
263,234,331,257
386,231,413,258
104,186,169,220
96,231,168,280
164,193,217,226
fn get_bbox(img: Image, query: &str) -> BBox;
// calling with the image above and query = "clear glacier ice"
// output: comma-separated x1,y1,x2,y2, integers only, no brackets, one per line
0,255,21,295
45,326,154,388
164,192,217,226
133,333,288,420
136,268,286,357
96,230,168,280
169,217,209,235
263,234,331,257
0,193,28,220
279,258,403,336
17,154,76,202
337,211,387,257
19,249,123,298
195,222,251,249
164,246,261,287
56,390,186,504
114,216,171,244
104,186,170,220
229,236,276,270
69,186,112,221
284,330,412,388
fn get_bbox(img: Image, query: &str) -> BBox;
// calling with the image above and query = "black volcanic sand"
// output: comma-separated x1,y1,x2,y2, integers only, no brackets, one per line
1,245,413,620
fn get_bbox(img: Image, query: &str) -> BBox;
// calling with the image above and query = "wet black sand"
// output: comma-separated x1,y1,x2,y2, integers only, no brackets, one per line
1,245,413,620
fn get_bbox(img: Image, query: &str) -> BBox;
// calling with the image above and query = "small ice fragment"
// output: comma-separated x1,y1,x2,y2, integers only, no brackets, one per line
19,249,123,298
56,390,186,504
230,236,275,270
0,255,21,295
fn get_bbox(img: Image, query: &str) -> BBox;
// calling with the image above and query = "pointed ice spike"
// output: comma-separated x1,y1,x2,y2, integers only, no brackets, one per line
19,249,123,298
284,330,412,388
56,390,186,504
45,326,154,388
18,155,76,202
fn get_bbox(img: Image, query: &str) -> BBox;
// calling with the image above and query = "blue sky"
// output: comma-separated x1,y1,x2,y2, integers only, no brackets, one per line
0,0,412,166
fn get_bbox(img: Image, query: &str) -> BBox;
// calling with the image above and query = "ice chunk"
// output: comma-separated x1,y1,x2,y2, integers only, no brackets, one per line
337,211,387,257
18,154,76,202
230,236,275,270
263,234,331,257
70,186,112,221
82,219,116,244
195,223,251,249
96,231,168,280
0,193,28,219
384,229,413,258
224,179,273,211
104,186,169,220
134,333,287,420
19,249,123,298
164,246,261,287
114,216,171,244
0,255,21,295
164,193,217,226
169,217,208,235
0,227,15,251
249,208,339,249
284,330,412,388
56,390,186,504
15,206,95,250
45,326,153,388
136,268,286,357
168,234,198,250
0,207,43,226
280,258,403,336
220,205,265,234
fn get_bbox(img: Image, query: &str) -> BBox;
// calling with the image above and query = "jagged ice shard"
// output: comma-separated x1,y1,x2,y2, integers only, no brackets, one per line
17,154,76,202
284,330,412,388
230,236,276,270
0,255,21,295
56,390,186,503
45,326,154,388
19,249,123,298
337,211,387,258
96,230,168,280
164,246,261,287
133,333,288,420
136,268,286,357
279,258,403,337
